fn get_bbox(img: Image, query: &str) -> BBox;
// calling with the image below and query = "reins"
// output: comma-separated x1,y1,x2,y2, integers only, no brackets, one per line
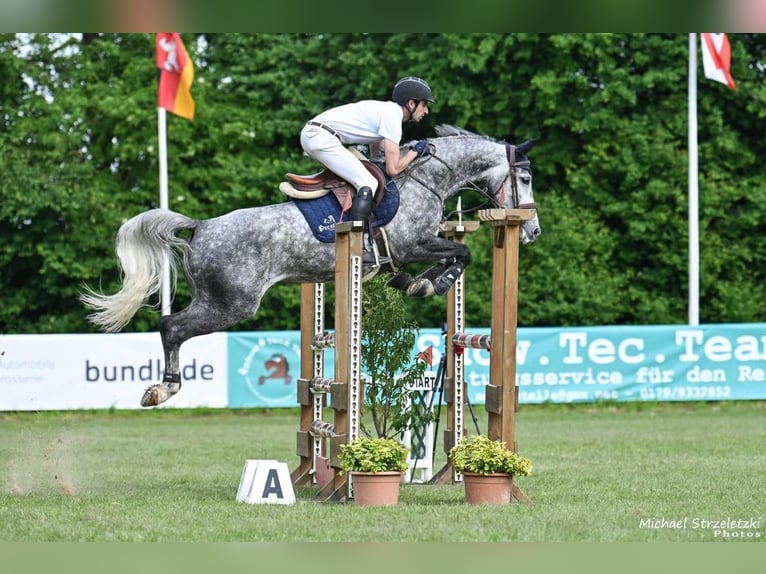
396,140,536,221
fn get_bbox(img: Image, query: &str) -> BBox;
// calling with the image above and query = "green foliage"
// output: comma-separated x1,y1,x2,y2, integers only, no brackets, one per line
338,436,409,474
3,33,766,333
360,274,429,439
449,434,533,476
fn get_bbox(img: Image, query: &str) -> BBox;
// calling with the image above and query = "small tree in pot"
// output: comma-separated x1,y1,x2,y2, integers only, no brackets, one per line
359,273,431,440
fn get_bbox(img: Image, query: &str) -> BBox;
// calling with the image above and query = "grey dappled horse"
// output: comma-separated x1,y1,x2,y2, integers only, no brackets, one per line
81,125,540,407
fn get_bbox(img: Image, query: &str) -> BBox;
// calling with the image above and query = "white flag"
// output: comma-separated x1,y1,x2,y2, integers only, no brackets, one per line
700,33,736,90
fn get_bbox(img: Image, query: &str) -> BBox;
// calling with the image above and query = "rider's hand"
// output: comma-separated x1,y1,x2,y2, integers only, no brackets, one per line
411,139,430,158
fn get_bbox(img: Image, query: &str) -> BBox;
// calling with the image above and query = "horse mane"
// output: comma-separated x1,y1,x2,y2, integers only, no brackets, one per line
434,124,471,137
435,124,537,160
434,124,499,143
400,125,496,150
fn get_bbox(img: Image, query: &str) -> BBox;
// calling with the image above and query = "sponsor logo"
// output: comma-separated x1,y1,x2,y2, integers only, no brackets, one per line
318,214,338,233
232,336,302,407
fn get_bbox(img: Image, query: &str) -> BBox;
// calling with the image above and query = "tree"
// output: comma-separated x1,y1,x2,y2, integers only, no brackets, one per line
360,274,429,439
2,34,766,334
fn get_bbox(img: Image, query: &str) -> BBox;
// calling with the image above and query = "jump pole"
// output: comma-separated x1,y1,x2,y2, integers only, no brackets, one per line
432,208,535,504
291,220,364,502
290,280,328,487
483,208,523,451
430,219,479,484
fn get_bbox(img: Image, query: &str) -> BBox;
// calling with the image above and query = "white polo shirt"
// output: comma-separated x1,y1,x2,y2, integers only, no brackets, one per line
311,100,403,145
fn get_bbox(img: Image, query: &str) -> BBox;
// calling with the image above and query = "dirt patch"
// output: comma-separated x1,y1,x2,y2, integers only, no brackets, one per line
5,434,77,496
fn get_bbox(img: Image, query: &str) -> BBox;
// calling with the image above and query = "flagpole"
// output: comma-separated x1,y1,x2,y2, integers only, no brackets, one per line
158,106,171,316
688,33,700,326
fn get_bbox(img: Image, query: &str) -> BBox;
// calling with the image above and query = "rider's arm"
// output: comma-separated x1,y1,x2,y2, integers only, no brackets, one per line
380,138,418,177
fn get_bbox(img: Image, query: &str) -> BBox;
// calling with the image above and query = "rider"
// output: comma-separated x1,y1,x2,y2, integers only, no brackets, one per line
300,76,435,261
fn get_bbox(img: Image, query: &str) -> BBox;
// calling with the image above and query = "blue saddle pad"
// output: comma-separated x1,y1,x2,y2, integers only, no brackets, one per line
292,179,400,243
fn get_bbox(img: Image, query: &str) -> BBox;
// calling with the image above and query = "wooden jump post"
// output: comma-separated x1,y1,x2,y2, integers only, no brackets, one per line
432,208,535,504
291,220,364,502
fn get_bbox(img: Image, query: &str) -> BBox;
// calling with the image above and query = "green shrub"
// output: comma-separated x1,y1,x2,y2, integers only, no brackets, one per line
338,436,410,474
449,435,532,476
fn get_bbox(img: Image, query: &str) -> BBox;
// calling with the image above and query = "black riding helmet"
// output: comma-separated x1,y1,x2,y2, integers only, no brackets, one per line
392,76,435,106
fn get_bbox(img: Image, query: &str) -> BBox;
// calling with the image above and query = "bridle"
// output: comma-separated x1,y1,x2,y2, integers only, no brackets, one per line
400,141,536,219
503,143,537,210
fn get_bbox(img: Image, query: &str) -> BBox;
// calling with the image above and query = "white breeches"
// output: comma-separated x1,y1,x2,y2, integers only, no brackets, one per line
300,124,378,195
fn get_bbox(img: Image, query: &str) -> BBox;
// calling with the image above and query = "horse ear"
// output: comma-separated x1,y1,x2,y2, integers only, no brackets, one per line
516,138,537,155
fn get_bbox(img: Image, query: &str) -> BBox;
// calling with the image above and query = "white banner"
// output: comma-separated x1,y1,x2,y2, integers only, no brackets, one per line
0,332,228,410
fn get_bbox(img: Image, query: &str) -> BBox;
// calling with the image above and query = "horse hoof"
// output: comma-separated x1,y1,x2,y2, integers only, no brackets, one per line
387,271,413,291
140,386,161,407
405,278,435,297
140,382,180,407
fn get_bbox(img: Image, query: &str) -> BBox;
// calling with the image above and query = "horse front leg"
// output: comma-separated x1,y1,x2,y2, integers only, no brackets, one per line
140,315,182,407
388,239,471,297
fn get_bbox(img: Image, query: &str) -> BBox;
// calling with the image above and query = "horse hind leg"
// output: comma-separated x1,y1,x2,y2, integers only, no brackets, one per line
139,313,185,407
140,296,257,407
140,317,183,407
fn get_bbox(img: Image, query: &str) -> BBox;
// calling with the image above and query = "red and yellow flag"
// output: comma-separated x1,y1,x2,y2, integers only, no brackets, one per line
156,33,195,120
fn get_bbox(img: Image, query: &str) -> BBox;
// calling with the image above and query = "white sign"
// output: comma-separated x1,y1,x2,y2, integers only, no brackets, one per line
236,459,295,505
0,332,228,410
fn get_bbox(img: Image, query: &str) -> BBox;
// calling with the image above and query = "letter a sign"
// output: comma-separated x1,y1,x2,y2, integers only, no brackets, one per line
236,460,296,505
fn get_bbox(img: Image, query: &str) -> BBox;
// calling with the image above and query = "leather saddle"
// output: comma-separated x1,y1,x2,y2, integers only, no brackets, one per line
279,159,388,212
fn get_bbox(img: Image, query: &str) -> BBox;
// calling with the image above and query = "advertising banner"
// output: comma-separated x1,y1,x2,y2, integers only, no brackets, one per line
459,323,766,404
0,332,228,410
227,331,302,408
2,323,765,411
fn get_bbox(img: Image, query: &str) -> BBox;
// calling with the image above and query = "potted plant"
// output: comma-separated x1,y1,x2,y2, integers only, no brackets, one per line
338,435,409,506
448,434,533,505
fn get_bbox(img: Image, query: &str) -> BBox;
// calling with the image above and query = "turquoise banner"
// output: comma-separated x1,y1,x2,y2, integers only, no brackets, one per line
226,324,766,408
509,323,766,404
227,331,302,408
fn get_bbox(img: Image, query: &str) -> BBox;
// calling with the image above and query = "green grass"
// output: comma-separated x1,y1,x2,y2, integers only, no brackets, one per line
1,402,764,542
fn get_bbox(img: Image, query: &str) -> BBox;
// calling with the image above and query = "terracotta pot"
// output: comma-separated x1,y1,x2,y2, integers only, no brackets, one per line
462,472,513,505
350,471,402,506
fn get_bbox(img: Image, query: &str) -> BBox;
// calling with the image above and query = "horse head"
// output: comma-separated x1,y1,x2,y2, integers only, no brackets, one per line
504,137,540,244
431,125,541,244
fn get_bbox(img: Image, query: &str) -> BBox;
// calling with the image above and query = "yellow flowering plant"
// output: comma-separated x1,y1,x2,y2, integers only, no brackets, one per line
449,435,533,476
338,436,410,475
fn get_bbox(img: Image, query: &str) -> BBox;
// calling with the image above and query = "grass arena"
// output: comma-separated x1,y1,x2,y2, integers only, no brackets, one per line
0,401,764,542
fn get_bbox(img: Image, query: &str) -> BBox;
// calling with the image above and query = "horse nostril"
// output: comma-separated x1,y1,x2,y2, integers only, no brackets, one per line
533,228,541,237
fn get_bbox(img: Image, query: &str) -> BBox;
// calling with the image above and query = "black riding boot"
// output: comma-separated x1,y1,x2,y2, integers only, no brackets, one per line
348,186,376,268
348,186,374,222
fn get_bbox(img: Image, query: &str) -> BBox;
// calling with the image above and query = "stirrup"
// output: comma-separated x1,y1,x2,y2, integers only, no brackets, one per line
361,243,390,282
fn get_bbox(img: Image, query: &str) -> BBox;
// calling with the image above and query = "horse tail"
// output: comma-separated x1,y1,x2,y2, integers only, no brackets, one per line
81,209,197,332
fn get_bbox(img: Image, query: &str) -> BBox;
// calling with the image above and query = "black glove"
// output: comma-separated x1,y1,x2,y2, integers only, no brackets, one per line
411,139,430,158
